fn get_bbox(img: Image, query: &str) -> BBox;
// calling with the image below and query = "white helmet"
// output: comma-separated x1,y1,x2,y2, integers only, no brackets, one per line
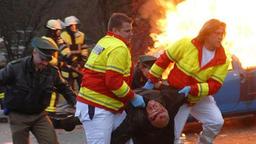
58,19,66,29
46,19,62,30
64,16,80,26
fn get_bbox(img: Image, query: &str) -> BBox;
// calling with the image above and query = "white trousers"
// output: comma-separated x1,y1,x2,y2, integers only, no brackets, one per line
75,101,126,144
174,96,224,144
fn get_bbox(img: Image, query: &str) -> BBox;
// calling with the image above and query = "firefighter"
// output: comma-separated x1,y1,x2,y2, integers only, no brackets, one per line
42,19,80,131
75,13,145,144
42,19,70,114
42,19,63,66
60,16,85,90
144,19,230,144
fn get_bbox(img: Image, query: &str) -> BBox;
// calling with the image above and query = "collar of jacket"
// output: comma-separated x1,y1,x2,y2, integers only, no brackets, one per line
27,56,48,73
107,31,130,47
191,38,227,70
26,56,36,73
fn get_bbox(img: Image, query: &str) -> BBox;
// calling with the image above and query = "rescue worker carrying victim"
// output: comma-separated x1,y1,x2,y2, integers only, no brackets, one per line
144,19,230,144
75,13,146,144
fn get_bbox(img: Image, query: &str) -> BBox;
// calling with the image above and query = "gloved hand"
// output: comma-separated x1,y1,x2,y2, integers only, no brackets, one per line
178,86,191,97
131,94,146,108
143,80,154,90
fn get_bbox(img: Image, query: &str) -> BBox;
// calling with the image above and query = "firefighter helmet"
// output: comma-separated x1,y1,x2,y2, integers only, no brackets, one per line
64,16,80,26
46,19,62,30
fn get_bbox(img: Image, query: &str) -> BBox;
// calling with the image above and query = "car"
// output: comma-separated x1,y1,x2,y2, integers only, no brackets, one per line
214,55,256,117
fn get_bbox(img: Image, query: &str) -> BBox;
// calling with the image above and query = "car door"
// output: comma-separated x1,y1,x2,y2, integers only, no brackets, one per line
214,55,256,116
214,63,241,115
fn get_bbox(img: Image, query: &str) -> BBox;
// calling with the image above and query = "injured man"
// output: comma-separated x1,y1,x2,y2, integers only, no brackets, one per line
111,85,186,144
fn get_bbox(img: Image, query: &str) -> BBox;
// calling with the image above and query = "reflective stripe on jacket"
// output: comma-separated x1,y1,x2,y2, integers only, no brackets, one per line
149,37,230,97
77,32,134,112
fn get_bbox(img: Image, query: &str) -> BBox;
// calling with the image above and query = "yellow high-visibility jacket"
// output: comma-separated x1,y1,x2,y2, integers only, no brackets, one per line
77,32,134,112
149,37,230,103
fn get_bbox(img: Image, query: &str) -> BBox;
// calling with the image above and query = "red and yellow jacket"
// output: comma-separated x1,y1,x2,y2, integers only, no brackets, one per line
77,32,134,112
149,38,230,101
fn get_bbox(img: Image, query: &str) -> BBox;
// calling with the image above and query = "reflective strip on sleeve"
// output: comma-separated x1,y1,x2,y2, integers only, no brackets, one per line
149,64,165,78
112,81,130,97
197,83,209,96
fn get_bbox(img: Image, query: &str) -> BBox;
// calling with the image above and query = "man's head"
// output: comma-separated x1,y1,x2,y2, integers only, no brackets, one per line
31,37,58,70
196,19,226,51
64,16,80,33
107,13,133,42
146,100,169,128
138,55,156,77
46,19,62,38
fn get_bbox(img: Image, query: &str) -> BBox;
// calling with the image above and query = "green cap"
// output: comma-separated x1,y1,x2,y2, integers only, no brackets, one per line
31,37,58,61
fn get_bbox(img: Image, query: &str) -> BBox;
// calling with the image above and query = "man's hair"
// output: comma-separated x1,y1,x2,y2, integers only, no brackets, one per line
107,13,133,31
134,89,165,106
195,19,226,43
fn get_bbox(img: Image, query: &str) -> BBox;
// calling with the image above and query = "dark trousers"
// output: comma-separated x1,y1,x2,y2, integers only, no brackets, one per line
9,111,59,144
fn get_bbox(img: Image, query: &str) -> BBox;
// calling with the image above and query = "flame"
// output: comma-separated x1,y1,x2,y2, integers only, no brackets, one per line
146,0,256,69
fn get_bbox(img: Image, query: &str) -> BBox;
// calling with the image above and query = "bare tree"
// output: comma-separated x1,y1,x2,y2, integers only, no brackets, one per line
0,0,151,62
0,0,55,60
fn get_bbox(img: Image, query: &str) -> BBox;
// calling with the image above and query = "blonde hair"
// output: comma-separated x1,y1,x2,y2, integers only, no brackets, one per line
195,19,226,43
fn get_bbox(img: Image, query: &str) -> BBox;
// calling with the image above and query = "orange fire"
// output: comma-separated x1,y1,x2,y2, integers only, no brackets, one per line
145,0,256,69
